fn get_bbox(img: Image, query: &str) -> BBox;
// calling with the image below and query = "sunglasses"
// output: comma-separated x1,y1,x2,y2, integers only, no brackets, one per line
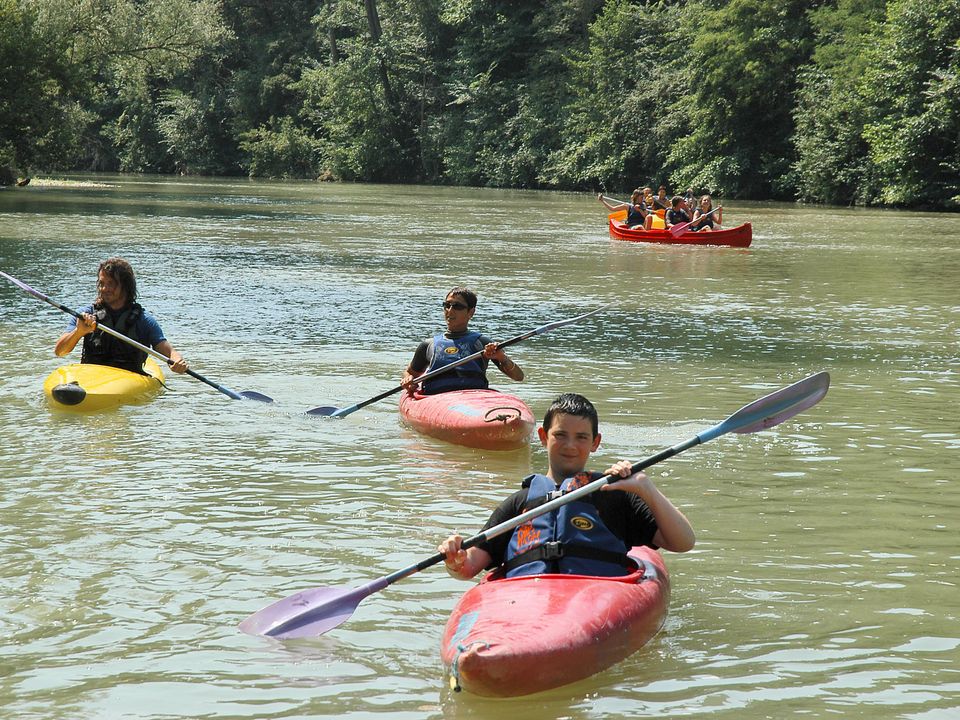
442,301,469,311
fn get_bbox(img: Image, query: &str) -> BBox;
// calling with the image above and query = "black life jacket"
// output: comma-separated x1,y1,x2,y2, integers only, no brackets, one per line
81,303,148,374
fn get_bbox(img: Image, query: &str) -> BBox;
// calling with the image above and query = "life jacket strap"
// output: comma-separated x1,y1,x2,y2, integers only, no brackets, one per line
500,541,631,574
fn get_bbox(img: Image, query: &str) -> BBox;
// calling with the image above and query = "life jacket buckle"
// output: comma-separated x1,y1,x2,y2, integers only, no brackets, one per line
541,541,564,560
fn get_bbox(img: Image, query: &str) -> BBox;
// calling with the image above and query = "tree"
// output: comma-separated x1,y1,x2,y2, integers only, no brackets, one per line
0,0,81,179
668,0,813,198
7,0,229,172
792,0,885,204
544,0,668,190
858,0,960,205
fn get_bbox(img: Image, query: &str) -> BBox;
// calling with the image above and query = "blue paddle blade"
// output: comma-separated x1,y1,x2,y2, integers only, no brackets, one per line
240,391,274,403
305,406,342,417
699,371,831,443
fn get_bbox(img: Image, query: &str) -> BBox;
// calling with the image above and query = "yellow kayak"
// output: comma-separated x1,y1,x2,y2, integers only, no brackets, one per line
43,357,165,412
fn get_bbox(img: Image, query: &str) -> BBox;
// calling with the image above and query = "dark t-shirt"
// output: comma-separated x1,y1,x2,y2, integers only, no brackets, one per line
475,478,660,570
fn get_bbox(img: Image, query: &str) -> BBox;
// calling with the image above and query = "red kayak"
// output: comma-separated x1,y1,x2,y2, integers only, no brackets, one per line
398,389,535,451
440,546,670,697
608,210,752,247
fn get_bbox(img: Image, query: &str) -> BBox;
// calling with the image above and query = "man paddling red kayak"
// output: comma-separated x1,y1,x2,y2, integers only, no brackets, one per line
439,393,695,578
401,286,524,395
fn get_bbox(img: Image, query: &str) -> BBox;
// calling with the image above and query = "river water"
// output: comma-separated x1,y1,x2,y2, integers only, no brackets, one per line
0,177,957,719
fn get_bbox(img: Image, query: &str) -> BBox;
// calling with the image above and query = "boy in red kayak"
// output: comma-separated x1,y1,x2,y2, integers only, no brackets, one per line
439,393,695,578
401,286,524,395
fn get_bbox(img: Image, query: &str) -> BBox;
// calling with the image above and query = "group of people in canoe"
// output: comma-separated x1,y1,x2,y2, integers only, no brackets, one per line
55,263,696,586
599,185,723,233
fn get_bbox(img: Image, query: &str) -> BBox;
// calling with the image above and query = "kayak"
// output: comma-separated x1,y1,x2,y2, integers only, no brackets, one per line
43,357,165,412
440,546,670,697
608,210,752,247
398,388,535,451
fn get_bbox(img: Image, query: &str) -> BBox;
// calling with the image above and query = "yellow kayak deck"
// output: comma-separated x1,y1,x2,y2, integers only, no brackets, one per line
43,357,165,412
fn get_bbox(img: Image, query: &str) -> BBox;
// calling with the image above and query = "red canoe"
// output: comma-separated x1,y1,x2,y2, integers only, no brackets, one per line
440,546,670,696
398,388,535,451
608,210,752,247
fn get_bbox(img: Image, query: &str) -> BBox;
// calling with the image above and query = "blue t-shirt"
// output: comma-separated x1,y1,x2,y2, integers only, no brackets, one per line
65,304,166,347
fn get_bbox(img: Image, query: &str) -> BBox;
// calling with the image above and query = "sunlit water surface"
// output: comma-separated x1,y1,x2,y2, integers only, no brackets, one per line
1,177,958,719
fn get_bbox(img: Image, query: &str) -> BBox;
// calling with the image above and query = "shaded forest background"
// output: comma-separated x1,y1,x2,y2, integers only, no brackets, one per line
2,0,958,207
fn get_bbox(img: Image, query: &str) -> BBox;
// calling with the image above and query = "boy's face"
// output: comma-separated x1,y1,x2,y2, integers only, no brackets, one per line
538,412,601,481
443,292,475,333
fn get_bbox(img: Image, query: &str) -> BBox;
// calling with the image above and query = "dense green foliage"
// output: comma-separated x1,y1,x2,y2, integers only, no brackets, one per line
2,0,958,207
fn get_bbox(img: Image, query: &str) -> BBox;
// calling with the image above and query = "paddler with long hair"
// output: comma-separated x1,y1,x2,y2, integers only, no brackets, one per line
439,393,695,579
54,257,189,375
401,286,523,395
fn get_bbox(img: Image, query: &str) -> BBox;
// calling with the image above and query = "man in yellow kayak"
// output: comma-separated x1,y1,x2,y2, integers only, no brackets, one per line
439,393,695,579
401,286,524,395
54,257,189,375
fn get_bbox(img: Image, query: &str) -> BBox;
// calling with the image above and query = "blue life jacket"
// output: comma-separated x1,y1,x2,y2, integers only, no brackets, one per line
81,303,148,374
503,472,632,578
422,331,488,394
626,203,647,226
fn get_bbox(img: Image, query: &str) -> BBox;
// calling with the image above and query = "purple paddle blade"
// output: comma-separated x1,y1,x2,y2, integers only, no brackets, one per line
239,578,387,639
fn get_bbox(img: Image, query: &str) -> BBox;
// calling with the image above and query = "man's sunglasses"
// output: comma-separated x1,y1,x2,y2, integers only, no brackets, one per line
442,301,469,311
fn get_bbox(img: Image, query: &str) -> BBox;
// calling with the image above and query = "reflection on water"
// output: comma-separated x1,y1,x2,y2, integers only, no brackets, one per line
1,178,958,719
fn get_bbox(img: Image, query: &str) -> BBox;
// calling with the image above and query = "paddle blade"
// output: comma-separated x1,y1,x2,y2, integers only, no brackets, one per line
240,391,274,403
704,372,830,442
669,221,691,236
305,405,345,417
239,584,373,639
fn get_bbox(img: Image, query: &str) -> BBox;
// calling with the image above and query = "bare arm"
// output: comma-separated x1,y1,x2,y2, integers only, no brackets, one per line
54,313,96,357
439,534,493,580
401,342,429,391
484,342,523,381
598,194,624,212
601,460,696,553
401,365,422,390
154,340,188,374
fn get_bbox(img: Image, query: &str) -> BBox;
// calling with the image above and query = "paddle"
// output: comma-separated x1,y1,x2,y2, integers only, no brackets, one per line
0,270,273,403
669,205,721,236
600,194,630,206
240,371,830,639
306,306,606,418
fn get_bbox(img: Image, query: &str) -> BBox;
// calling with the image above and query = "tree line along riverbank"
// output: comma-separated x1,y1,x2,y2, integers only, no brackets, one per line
2,0,958,209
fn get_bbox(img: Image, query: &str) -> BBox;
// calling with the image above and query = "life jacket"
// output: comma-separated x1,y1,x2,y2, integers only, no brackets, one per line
666,208,690,226
692,207,715,229
626,203,647,226
81,303,148,374
421,331,488,394
502,472,632,578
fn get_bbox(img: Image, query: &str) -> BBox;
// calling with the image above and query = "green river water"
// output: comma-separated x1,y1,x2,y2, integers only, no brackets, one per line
0,176,957,719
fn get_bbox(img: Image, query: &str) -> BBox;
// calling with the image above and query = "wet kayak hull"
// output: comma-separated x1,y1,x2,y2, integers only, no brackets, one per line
440,546,670,696
398,389,535,450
